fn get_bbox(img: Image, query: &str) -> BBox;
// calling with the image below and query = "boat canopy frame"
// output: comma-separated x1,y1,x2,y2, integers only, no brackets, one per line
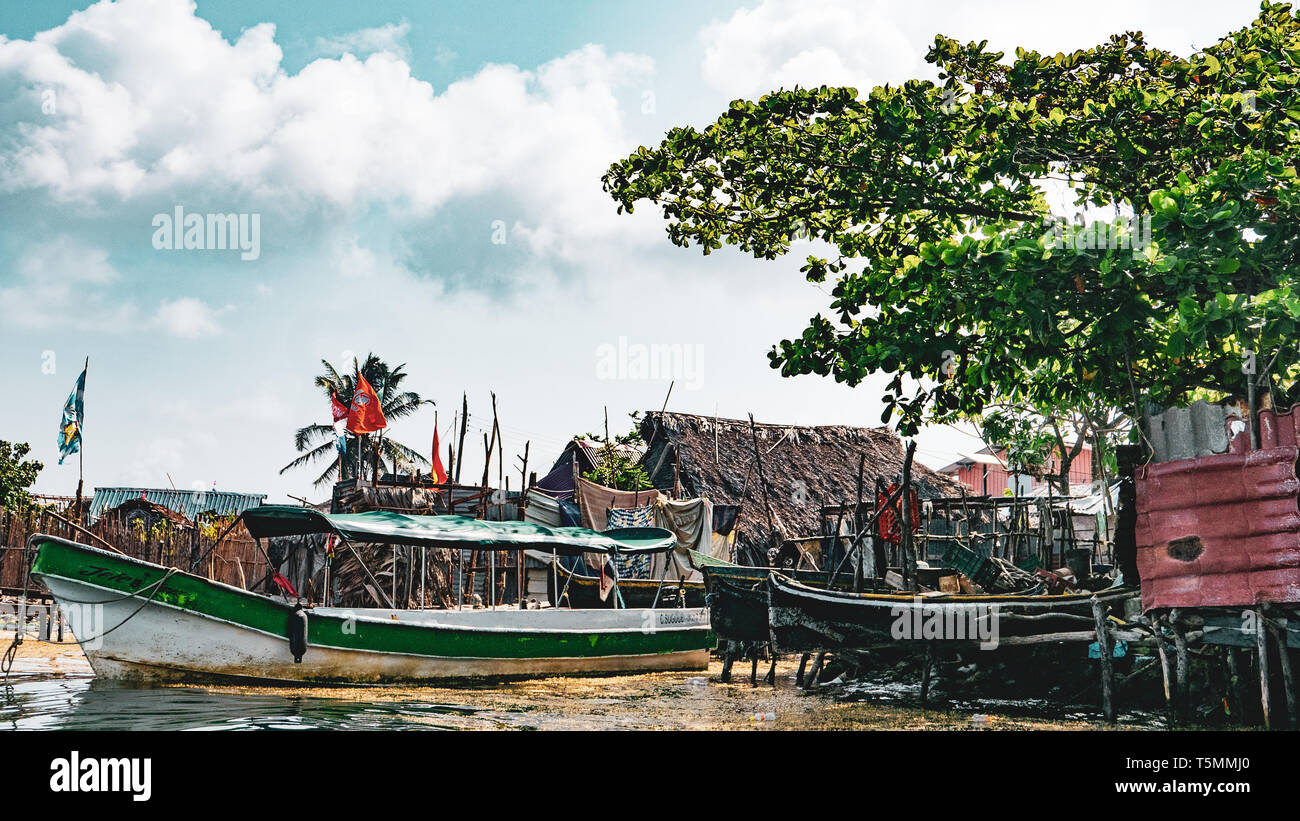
231,506,684,611
240,506,677,555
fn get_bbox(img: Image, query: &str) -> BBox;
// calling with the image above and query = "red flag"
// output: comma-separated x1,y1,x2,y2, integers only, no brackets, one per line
430,427,448,484
330,392,348,422
272,570,300,598
346,372,387,434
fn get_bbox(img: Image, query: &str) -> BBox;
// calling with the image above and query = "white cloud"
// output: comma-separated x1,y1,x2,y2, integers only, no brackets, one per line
0,0,658,264
699,0,1259,100
0,238,138,330
313,21,412,61
700,0,916,99
154,296,224,337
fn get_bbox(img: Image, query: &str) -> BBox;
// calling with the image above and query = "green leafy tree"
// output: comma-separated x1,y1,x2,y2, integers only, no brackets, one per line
579,413,652,490
582,446,653,492
0,441,43,510
281,354,430,488
603,3,1300,444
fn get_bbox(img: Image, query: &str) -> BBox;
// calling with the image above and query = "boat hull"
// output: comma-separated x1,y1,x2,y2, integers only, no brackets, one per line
30,535,711,684
768,573,1138,654
700,567,892,644
702,578,770,643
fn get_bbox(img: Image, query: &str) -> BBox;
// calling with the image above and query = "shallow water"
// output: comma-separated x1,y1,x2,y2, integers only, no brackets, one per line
0,638,1150,731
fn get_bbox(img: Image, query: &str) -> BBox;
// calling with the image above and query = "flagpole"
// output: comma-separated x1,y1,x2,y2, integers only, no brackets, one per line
75,357,87,525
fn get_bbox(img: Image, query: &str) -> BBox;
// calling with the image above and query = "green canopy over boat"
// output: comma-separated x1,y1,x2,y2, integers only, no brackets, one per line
240,505,677,555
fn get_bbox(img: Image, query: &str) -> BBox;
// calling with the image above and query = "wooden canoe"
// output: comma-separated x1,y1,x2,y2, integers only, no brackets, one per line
767,572,1139,654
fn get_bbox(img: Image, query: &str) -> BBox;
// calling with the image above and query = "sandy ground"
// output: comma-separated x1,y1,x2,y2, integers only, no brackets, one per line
0,631,93,677
184,661,1123,730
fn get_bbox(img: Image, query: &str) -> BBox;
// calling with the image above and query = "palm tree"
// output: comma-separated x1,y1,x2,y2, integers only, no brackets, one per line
281,353,431,488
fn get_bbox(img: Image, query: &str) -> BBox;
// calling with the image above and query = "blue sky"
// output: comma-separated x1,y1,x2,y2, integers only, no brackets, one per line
0,0,1263,503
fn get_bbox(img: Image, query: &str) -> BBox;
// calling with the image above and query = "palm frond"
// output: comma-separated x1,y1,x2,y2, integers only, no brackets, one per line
383,439,431,469
312,456,344,488
286,353,432,484
280,439,337,475
293,423,334,451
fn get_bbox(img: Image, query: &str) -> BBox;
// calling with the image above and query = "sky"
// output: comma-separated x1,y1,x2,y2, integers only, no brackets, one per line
0,0,1266,503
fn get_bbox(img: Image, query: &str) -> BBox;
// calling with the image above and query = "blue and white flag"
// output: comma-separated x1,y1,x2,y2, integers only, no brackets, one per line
57,360,87,465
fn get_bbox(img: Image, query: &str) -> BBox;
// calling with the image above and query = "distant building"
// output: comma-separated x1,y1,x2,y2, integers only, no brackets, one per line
938,444,1093,496
533,438,646,502
638,411,961,565
87,487,267,524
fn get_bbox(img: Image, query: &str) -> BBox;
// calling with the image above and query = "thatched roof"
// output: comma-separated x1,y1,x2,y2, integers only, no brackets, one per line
638,411,961,561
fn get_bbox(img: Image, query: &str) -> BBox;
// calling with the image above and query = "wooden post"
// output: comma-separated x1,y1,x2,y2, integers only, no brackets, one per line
803,652,827,690
747,413,780,563
720,642,735,683
900,441,917,591
454,393,468,483
920,642,933,705
1153,617,1174,728
1227,646,1248,725
852,453,866,592
1172,609,1191,725
1267,613,1296,729
1255,607,1272,729
1092,596,1116,723
481,393,498,487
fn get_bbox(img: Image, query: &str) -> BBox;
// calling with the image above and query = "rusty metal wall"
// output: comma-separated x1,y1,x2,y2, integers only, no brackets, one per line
1136,408,1300,610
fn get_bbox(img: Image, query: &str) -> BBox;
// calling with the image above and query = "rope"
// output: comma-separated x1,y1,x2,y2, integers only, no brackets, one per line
1,631,21,683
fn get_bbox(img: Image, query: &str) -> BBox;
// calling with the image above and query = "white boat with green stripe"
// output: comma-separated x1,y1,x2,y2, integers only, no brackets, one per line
27,507,712,684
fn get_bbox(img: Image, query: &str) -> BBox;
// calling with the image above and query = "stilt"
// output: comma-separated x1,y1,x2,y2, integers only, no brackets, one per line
795,653,810,687
1092,597,1116,723
1267,616,1296,729
1171,611,1191,726
750,649,759,687
1256,608,1273,730
1153,617,1174,727
1228,646,1249,725
803,652,827,690
764,643,777,686
719,641,735,684
920,642,933,705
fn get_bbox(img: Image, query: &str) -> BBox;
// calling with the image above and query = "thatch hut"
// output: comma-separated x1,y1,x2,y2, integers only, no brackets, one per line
638,411,961,564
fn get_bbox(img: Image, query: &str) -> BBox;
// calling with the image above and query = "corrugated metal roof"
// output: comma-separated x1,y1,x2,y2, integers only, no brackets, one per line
1145,399,1241,463
524,488,563,527
1135,408,1300,610
88,487,267,523
573,438,644,468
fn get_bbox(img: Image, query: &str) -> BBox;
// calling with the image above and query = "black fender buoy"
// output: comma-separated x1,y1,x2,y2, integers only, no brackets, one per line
288,601,309,663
